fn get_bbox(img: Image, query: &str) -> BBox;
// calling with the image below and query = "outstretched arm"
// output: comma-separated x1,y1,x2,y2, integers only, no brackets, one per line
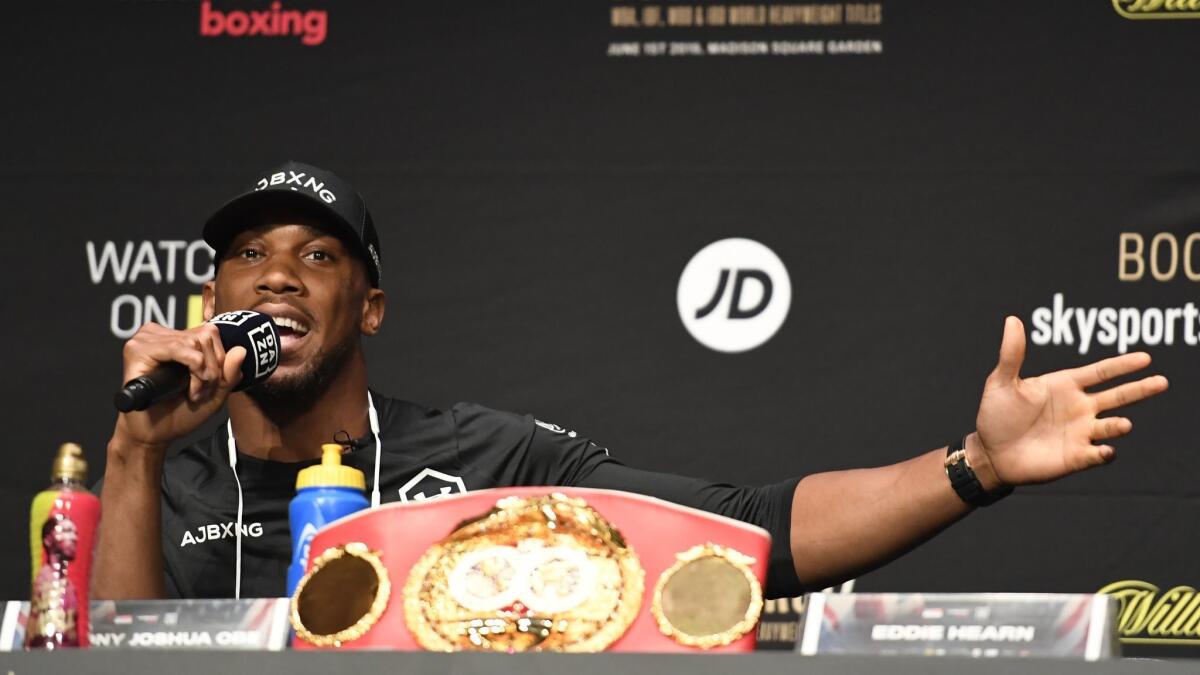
788,316,1168,589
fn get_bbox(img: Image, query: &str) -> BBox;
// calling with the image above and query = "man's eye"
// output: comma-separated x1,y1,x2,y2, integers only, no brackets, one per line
239,249,262,260
306,250,330,261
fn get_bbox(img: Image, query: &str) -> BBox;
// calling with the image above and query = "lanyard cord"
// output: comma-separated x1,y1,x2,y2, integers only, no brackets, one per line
226,394,382,599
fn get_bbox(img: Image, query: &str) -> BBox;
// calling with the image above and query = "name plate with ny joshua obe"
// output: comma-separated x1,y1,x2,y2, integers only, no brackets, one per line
0,598,291,650
796,593,1118,660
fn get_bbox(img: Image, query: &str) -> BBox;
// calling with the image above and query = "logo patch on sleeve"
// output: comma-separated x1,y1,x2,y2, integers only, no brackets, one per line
535,419,578,438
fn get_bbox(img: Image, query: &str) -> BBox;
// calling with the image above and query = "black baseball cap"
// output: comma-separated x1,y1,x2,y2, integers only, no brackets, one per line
203,160,382,287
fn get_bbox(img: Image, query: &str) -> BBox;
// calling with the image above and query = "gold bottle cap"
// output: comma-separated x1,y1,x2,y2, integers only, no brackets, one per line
51,443,88,483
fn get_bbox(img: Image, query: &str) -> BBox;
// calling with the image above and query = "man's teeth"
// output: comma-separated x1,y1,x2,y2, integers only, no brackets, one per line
273,316,309,335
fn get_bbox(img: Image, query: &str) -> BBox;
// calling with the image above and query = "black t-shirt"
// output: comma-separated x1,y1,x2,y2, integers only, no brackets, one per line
142,394,802,599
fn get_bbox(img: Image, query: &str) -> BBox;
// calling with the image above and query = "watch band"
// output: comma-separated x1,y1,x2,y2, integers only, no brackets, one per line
944,437,1013,507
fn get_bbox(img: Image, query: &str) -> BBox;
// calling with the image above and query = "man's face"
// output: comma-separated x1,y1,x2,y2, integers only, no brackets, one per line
49,520,77,560
203,220,384,403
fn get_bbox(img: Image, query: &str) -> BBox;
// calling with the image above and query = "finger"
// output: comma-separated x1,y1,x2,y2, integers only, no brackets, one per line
192,331,221,403
1068,351,1152,388
123,335,205,382
1091,417,1132,441
207,330,227,401
1092,375,1169,412
220,346,247,391
135,322,173,336
186,335,214,403
142,348,205,386
1093,445,1116,465
210,324,227,365
992,316,1026,382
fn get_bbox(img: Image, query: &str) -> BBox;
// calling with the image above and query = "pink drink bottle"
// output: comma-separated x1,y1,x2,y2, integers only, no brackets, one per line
26,443,100,649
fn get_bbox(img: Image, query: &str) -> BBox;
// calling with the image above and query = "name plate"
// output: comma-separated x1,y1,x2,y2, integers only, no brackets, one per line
796,592,1118,660
1,598,290,651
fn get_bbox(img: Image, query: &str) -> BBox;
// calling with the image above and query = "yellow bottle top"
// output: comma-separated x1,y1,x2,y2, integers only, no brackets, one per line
296,444,366,491
51,443,87,483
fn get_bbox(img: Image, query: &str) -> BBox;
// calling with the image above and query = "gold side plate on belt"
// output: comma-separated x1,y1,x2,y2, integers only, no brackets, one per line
290,542,391,647
652,543,763,649
404,493,644,652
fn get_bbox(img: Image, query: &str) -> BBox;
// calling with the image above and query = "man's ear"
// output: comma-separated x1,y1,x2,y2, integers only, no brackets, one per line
361,288,386,335
202,281,216,322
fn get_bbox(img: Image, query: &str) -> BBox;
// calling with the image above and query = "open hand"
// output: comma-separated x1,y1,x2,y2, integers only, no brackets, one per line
972,316,1168,487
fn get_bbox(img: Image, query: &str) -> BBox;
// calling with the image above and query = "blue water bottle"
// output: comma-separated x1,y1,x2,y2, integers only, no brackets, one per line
286,444,370,597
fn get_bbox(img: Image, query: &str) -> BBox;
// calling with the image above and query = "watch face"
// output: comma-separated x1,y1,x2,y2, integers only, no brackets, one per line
943,448,967,470
948,459,974,489
945,451,1001,505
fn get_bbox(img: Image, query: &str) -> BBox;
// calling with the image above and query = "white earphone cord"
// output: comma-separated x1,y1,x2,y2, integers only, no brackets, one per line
226,395,382,599
367,391,383,508
225,419,243,600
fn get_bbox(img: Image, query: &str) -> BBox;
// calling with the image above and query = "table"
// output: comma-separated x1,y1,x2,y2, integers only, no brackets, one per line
1,651,1198,675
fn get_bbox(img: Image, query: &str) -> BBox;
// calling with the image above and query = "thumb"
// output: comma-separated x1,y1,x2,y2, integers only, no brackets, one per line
220,346,247,391
992,316,1026,383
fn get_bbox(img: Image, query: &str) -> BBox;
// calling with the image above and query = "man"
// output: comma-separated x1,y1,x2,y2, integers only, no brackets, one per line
93,161,1168,600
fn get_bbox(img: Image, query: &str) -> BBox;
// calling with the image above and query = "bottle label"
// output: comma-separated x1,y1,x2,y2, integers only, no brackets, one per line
27,490,99,649
28,512,82,647
296,522,319,571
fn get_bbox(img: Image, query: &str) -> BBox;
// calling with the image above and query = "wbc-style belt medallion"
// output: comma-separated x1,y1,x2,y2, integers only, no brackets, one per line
652,543,763,649
403,493,645,652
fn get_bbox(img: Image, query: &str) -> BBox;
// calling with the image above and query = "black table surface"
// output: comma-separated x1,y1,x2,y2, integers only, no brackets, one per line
1,651,1198,675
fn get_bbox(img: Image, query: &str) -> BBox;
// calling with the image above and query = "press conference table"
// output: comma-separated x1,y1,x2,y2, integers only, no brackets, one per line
3,651,1199,674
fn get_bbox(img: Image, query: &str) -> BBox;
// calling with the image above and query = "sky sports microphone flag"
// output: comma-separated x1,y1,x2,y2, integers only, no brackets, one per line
112,311,279,412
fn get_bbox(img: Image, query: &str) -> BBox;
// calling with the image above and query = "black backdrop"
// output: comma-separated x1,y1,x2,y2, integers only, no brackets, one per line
3,0,1199,656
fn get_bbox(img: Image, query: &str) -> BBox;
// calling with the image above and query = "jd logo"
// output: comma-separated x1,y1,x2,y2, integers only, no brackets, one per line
694,269,773,320
677,238,791,353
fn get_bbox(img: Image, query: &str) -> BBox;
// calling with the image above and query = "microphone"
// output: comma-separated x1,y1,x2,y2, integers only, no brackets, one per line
113,310,281,412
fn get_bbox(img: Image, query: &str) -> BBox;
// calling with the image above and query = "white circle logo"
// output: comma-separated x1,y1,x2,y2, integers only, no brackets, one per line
677,238,791,353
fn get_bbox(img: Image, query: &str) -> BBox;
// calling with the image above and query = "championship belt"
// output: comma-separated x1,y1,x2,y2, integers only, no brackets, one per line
290,487,770,653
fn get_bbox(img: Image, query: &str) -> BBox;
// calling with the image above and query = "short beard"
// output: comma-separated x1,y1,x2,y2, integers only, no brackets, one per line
247,336,356,423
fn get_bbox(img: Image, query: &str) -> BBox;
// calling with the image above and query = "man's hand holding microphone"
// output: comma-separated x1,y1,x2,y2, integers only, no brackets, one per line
96,311,278,599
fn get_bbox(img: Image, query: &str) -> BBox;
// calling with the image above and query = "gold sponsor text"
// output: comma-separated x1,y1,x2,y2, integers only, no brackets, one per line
1099,580,1200,644
1112,0,1200,19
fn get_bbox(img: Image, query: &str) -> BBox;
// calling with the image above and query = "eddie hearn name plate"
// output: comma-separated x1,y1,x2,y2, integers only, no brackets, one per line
797,593,1118,660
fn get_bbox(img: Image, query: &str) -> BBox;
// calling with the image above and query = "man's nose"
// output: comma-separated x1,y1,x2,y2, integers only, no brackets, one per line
255,255,304,294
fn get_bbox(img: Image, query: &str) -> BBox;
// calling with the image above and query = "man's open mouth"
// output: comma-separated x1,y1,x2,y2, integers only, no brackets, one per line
272,315,311,338
269,315,313,356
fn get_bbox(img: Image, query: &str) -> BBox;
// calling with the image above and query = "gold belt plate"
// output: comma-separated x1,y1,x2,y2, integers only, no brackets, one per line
404,493,644,652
